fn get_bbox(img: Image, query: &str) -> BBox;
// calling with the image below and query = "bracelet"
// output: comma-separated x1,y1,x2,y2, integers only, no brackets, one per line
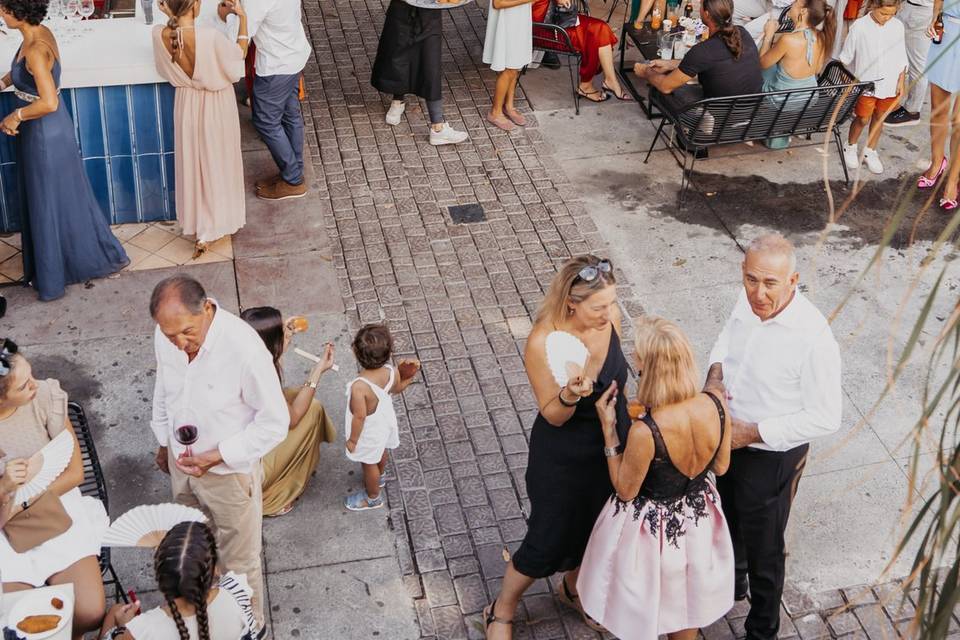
14,108,23,122
109,626,128,640
558,389,579,407
303,380,318,389
603,443,621,458
238,35,249,40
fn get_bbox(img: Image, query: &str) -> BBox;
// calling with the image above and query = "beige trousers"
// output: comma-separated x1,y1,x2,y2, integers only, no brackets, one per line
169,451,265,628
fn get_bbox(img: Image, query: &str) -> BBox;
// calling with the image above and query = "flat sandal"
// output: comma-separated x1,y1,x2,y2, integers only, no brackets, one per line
483,599,513,637
557,577,607,633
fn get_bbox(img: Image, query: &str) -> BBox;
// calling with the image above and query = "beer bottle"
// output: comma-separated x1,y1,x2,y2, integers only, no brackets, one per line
684,0,693,17
933,12,944,44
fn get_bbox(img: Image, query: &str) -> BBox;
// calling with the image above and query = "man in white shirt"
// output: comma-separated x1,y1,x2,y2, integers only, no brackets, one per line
221,0,312,201
150,275,288,631
707,234,841,640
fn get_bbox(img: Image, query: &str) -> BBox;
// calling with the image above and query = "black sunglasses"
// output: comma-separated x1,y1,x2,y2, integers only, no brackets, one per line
575,258,612,284
0,338,17,377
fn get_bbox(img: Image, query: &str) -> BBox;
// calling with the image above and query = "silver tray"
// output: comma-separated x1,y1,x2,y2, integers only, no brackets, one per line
401,0,474,10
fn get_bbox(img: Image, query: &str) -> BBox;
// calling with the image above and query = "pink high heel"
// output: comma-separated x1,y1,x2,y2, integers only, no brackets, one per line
919,157,948,189
940,182,959,211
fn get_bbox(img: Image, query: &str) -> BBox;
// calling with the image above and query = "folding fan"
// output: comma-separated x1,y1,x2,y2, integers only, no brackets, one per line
102,504,207,548
14,430,73,504
294,346,340,372
545,331,589,387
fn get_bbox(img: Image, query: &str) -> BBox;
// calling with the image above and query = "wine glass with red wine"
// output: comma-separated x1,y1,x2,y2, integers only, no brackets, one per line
173,408,200,458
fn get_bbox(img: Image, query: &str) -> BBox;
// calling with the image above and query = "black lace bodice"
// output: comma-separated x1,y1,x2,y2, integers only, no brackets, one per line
611,391,726,547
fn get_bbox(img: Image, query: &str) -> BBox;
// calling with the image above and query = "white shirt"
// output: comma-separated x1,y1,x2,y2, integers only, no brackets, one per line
150,302,288,475
709,288,842,452
220,0,311,76
838,14,908,99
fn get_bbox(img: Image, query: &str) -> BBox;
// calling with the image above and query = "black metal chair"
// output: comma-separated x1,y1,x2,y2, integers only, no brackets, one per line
68,400,128,604
529,23,583,114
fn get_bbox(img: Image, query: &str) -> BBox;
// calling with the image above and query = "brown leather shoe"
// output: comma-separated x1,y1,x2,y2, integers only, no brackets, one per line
255,174,282,191
257,179,307,201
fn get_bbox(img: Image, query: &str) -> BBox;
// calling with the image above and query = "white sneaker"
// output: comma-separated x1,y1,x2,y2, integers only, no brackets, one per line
863,147,884,174
843,143,860,170
385,100,405,126
429,122,469,146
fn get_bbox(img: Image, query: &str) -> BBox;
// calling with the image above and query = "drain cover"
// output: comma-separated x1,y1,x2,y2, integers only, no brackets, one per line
448,203,486,224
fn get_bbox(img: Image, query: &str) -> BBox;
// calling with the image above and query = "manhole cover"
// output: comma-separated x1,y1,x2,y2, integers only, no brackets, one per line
448,203,485,224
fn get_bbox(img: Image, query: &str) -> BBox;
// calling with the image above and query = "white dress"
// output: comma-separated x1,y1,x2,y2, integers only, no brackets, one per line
0,379,109,587
125,572,256,640
482,2,534,71
344,366,399,465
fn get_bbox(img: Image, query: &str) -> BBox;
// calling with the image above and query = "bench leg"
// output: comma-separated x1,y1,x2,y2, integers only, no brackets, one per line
833,129,850,185
568,56,580,115
678,152,697,210
644,119,666,163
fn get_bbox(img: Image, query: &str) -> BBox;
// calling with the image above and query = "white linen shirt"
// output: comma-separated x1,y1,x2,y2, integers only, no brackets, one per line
838,14,908,99
221,0,311,77
709,288,842,452
150,302,288,475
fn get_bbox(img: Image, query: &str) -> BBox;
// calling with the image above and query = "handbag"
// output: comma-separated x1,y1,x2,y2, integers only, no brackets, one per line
3,490,73,553
545,0,578,29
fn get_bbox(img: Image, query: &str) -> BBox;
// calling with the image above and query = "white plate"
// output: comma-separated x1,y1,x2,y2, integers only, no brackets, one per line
6,589,73,640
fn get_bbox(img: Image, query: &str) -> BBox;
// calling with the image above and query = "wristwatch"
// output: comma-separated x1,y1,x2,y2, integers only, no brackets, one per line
303,380,318,389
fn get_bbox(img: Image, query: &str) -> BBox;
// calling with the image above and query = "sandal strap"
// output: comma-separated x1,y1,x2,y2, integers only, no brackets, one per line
485,601,513,627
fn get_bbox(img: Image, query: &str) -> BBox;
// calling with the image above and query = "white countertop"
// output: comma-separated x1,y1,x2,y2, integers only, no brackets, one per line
0,17,165,88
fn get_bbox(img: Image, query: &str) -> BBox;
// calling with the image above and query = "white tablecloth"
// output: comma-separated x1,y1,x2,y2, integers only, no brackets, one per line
2,583,74,640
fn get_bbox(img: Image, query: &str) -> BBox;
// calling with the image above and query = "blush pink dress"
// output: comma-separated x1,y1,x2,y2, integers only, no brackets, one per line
577,392,734,639
152,26,245,243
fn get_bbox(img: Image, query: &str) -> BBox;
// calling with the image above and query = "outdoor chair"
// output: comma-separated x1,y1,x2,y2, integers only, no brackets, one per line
644,61,873,208
528,23,583,114
69,400,129,605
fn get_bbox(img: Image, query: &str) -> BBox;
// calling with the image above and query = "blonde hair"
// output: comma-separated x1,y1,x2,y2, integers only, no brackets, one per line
633,316,700,409
535,255,617,326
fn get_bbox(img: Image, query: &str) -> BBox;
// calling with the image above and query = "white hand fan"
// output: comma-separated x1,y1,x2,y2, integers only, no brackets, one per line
545,331,589,387
14,430,74,504
102,503,207,548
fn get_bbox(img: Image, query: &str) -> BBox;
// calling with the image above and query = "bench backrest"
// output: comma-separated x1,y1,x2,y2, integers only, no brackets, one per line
662,61,873,148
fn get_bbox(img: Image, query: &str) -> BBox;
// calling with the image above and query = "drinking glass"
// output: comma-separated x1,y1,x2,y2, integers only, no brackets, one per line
62,0,78,37
173,408,200,459
79,0,95,30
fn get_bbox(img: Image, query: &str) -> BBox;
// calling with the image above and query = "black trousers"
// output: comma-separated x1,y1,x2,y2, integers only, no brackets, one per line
716,444,809,640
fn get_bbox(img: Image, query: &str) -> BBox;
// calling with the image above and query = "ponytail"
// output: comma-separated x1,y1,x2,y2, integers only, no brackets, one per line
164,0,196,61
703,0,742,58
803,0,837,68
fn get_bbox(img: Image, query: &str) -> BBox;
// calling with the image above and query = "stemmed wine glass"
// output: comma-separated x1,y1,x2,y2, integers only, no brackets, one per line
61,0,78,38
79,0,94,31
173,407,200,459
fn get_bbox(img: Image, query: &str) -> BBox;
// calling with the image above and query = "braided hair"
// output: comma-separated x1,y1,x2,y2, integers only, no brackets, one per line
703,0,742,58
163,0,197,61
154,521,219,640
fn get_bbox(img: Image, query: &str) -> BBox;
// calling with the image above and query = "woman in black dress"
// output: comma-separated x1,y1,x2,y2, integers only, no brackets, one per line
370,0,469,146
483,255,630,639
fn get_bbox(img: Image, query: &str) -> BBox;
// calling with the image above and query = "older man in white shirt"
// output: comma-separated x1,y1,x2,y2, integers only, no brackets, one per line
220,0,312,201
150,275,288,632
707,234,841,640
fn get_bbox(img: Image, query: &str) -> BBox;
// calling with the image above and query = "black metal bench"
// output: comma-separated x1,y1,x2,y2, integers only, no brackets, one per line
69,400,128,604
643,61,874,206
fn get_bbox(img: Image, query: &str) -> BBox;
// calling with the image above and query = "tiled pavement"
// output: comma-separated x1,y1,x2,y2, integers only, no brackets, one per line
294,0,933,637
0,221,233,282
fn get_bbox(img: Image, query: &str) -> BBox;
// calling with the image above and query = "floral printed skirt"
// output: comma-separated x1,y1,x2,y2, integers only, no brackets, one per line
576,481,735,639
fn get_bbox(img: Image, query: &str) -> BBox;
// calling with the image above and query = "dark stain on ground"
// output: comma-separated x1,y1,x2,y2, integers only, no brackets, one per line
28,354,103,407
605,169,954,249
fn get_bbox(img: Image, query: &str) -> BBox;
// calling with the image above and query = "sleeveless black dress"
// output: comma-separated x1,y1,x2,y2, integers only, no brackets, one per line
512,327,631,579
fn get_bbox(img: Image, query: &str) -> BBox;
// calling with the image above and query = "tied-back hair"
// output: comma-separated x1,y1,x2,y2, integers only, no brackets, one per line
703,0,742,58
865,0,901,9
801,0,837,66
164,0,196,61
240,306,285,383
154,521,219,640
535,255,617,326
633,316,700,409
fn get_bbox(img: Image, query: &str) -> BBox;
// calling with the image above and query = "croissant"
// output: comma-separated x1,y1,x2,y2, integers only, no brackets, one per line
17,615,62,634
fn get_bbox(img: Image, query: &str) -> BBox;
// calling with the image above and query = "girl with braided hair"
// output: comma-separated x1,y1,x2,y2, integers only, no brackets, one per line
98,521,256,640
633,0,764,112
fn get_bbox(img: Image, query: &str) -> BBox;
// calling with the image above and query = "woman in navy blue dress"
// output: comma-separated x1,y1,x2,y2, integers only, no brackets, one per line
0,0,128,301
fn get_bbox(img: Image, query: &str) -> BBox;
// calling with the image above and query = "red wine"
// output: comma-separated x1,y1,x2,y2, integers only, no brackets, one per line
175,424,198,446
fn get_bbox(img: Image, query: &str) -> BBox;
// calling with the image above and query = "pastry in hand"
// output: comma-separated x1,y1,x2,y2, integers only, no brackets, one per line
627,402,646,420
397,359,420,380
17,615,61,634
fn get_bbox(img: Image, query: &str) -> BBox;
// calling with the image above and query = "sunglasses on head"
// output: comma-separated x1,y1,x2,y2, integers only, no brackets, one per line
575,258,612,284
0,338,17,377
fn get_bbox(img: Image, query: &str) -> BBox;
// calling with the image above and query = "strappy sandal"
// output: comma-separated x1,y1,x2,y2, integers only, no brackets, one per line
941,182,959,211
577,87,610,103
556,576,607,632
482,600,513,638
602,81,632,101
919,157,948,189
193,241,208,260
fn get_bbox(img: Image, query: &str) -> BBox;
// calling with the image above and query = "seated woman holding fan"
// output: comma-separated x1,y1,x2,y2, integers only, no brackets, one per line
100,520,257,640
240,307,338,517
0,338,108,639
576,316,734,640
